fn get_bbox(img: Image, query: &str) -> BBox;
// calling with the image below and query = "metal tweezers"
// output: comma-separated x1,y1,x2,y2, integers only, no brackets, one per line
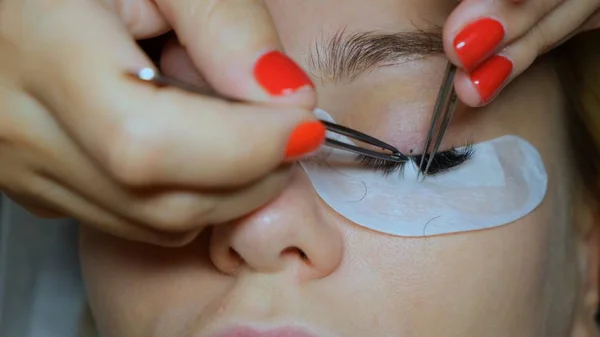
417,62,459,178
128,68,408,163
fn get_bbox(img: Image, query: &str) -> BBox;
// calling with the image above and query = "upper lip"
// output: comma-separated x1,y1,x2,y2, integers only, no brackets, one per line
207,326,322,337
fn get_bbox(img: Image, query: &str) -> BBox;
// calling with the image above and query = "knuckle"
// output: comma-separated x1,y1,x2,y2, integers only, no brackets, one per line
528,24,553,55
105,119,164,186
154,230,201,248
531,0,562,15
145,195,217,232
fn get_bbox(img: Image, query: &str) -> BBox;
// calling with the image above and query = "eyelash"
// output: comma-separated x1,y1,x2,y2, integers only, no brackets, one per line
356,143,475,177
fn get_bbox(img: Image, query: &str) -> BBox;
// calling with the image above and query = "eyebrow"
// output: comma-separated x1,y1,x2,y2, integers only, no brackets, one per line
307,27,444,83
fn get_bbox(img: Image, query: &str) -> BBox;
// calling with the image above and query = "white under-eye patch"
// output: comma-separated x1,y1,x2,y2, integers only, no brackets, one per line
300,109,548,237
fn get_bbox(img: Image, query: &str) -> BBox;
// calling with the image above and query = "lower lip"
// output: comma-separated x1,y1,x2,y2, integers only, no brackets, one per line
211,327,319,337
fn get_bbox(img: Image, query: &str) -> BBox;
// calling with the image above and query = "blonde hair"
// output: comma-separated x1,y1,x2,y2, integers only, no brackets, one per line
558,30,600,208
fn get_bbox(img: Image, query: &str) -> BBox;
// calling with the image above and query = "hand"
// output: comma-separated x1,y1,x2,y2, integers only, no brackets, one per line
0,0,321,246
444,0,600,106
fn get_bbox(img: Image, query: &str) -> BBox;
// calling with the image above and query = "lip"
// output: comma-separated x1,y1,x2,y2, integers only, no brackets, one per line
209,326,321,337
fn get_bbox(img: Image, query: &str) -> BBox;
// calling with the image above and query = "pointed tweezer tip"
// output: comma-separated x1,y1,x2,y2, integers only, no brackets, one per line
390,152,409,163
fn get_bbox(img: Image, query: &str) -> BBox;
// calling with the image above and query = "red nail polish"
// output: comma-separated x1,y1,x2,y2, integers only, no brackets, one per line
454,18,505,72
285,121,326,159
470,55,513,103
254,51,314,96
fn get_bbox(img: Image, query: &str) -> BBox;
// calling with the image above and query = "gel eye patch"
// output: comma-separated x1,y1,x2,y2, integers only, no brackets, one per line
299,109,548,237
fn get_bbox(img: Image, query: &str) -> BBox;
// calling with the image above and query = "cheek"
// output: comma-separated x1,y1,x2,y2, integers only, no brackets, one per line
78,229,228,336
340,194,563,334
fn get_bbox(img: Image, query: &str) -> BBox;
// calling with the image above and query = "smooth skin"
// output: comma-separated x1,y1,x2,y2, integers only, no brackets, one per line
80,1,600,336
0,0,319,246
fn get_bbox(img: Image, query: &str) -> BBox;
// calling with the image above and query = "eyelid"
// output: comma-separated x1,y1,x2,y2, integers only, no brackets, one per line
412,145,474,176
356,142,474,176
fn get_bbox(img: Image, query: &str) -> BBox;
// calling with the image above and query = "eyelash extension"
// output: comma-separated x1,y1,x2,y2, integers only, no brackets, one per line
356,154,408,176
356,143,475,177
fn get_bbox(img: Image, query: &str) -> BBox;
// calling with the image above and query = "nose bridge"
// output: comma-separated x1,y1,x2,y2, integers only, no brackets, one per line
209,169,344,280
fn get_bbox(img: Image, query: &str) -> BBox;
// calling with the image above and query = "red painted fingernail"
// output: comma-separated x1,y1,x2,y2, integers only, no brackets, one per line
285,121,326,159
454,18,505,72
470,55,513,104
254,50,314,96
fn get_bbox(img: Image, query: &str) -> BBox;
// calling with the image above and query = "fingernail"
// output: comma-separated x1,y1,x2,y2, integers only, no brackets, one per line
454,18,505,72
470,55,513,104
254,50,314,96
285,121,326,160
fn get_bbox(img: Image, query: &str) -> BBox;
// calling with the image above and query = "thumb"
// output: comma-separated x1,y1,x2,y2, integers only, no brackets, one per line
154,0,317,109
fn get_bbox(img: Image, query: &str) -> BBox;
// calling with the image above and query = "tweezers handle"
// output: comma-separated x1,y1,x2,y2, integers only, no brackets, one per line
321,120,403,155
418,62,458,177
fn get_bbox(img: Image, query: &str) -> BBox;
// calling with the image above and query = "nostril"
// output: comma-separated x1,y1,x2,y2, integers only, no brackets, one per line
228,247,242,261
217,247,243,274
281,247,309,262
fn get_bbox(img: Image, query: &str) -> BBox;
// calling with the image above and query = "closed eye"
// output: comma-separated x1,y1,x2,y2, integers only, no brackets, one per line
356,143,474,176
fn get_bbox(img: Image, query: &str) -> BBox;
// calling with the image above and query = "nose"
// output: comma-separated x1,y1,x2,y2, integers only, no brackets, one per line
209,167,344,280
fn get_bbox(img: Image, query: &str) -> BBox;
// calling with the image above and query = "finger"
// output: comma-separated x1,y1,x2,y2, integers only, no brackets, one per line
22,0,322,188
11,91,292,232
48,142,293,232
160,38,209,89
84,164,293,231
542,8,600,55
444,0,564,72
0,90,197,245
452,55,513,107
154,0,316,108
579,8,600,32
3,192,66,218
16,175,199,247
201,165,293,224
100,0,170,38
454,0,600,106
0,138,198,246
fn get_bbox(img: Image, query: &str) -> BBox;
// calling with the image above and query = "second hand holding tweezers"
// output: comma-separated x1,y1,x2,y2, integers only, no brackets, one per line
417,61,459,178
129,68,408,164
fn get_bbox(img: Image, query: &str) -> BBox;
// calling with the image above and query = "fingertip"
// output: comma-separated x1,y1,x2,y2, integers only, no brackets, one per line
253,50,317,108
442,2,506,71
265,84,317,110
455,55,514,107
442,0,473,68
157,0,316,108
283,120,326,160
160,38,209,87
160,42,318,109
454,71,484,107
443,37,464,70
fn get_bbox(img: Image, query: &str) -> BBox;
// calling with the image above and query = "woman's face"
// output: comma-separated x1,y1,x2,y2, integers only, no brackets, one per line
79,1,600,336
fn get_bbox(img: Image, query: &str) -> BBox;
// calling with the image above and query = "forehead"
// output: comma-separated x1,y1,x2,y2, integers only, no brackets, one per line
266,0,454,51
